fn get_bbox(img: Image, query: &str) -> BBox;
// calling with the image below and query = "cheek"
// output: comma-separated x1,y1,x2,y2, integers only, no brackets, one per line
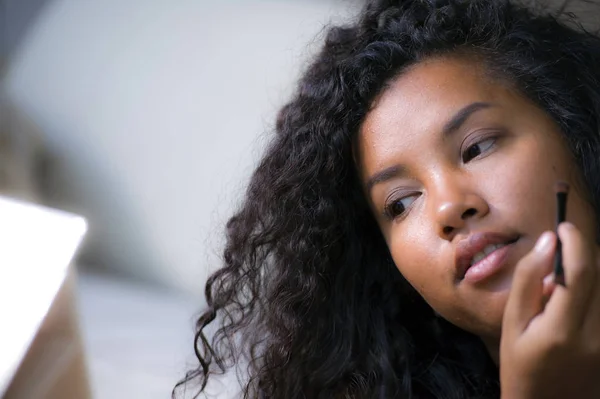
507,135,594,236
387,223,446,298
478,136,562,231
388,233,475,328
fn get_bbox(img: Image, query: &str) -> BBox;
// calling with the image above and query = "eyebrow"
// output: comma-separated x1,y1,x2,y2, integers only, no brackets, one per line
442,101,494,136
365,101,494,192
365,165,406,192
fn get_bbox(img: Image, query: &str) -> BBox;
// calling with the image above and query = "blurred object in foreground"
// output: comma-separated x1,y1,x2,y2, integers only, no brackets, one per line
0,94,54,204
0,196,88,399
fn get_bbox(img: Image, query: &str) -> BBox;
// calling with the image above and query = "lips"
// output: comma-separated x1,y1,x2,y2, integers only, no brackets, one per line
455,232,519,280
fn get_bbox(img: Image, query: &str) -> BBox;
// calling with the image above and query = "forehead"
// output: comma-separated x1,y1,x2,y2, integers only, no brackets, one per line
357,57,510,175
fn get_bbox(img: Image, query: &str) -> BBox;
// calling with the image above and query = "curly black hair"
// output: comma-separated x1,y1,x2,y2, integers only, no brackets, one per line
174,1,600,398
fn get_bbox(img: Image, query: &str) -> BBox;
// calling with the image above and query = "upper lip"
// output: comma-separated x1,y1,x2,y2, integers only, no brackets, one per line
455,231,519,279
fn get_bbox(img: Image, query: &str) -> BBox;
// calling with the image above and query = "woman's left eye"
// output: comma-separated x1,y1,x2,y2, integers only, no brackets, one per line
462,137,496,163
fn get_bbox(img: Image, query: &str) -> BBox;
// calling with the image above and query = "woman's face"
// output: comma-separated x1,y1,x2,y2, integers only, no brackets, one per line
355,56,596,350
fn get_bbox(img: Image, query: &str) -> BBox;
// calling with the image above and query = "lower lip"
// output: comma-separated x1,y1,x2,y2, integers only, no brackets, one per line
463,242,517,284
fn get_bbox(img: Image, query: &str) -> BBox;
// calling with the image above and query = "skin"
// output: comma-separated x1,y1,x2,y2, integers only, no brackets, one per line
354,56,598,362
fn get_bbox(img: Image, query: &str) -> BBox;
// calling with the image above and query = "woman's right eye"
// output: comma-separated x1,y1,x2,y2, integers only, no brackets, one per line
384,194,418,219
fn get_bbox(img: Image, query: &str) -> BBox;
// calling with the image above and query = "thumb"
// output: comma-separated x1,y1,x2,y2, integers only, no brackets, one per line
503,231,556,337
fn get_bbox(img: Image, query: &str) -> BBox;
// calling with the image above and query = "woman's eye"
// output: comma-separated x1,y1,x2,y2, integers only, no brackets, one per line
462,137,496,163
385,194,418,219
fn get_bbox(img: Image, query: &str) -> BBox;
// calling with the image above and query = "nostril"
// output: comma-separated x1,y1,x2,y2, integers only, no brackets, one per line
443,226,454,235
461,208,477,219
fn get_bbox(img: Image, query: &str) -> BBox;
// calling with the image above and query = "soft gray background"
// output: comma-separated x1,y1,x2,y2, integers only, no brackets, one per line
4,0,361,299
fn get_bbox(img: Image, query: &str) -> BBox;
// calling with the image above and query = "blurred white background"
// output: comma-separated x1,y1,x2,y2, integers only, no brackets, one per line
1,0,359,397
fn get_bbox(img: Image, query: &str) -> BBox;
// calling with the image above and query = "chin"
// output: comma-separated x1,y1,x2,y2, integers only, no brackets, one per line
476,291,509,337
450,289,509,339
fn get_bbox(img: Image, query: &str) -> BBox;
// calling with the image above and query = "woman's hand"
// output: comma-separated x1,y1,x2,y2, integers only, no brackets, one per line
501,222,600,399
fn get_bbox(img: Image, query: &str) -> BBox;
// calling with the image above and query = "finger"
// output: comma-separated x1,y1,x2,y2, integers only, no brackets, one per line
545,222,596,332
542,272,557,307
503,231,556,337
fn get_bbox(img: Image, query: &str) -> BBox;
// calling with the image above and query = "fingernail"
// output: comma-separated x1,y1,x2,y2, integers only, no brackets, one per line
543,273,554,285
535,231,554,253
560,221,575,230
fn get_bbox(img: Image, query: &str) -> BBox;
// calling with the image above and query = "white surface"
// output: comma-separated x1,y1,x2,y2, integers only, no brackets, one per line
4,0,360,297
0,196,87,396
76,271,221,398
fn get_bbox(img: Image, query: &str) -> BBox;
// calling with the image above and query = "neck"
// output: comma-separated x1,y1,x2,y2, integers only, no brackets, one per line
481,336,500,366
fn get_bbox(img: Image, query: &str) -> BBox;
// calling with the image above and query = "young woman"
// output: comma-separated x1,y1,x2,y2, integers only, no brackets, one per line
176,0,600,397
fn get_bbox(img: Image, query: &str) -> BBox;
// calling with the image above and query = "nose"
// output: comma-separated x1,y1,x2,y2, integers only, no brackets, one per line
431,179,489,240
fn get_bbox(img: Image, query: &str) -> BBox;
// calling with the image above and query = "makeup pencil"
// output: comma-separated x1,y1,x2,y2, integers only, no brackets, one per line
554,181,569,286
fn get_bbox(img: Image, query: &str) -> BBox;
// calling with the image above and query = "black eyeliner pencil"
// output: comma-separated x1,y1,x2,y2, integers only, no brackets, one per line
554,181,569,286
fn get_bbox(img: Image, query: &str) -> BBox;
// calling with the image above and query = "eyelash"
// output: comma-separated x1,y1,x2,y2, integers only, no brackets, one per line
383,135,499,220
384,192,419,220
461,135,497,163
